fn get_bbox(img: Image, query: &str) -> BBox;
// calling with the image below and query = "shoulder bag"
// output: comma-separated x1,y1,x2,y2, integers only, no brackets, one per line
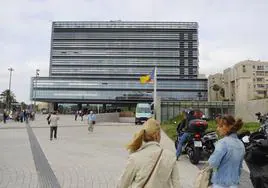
194,165,213,188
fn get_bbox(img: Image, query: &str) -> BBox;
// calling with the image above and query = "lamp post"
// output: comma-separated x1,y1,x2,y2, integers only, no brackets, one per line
7,67,14,112
34,69,40,112
197,92,202,110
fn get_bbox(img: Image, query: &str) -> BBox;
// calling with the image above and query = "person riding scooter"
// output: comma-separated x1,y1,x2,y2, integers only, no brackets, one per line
176,110,202,160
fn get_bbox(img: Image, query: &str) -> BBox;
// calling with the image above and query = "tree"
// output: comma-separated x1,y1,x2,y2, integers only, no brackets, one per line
0,89,17,109
212,84,221,101
220,88,225,98
21,102,27,110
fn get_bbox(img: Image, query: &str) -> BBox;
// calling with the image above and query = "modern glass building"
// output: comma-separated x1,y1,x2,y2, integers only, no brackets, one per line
30,21,207,107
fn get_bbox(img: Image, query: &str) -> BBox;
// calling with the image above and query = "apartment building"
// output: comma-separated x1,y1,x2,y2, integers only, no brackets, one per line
208,73,224,101
209,60,268,102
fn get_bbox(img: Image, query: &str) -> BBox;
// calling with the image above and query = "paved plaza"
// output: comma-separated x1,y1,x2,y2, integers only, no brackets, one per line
0,114,253,188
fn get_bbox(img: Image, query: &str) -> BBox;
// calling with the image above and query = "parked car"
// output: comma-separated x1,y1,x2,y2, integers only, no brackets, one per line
41,108,49,114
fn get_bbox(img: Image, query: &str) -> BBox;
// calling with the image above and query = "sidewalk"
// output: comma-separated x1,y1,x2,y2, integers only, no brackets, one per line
0,115,253,188
0,114,134,129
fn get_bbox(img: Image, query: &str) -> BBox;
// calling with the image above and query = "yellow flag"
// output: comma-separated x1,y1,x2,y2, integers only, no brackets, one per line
140,75,150,84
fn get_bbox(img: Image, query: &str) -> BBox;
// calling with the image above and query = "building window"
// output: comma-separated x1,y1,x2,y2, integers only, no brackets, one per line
192,42,198,48
256,72,265,76
184,59,188,66
193,51,198,57
242,65,246,72
253,65,255,69
257,78,264,82
257,84,265,88
257,91,265,95
192,34,198,40
184,51,188,57
184,33,188,40
257,65,264,70
184,42,188,48
193,59,198,66
180,68,184,75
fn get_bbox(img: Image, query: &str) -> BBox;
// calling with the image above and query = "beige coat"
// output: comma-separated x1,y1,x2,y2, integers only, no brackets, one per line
117,142,181,188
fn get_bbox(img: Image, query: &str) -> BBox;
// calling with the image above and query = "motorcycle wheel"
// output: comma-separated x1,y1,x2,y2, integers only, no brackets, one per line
187,144,201,164
206,140,216,155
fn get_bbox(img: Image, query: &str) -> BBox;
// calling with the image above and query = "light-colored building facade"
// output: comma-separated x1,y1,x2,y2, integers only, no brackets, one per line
208,60,268,102
208,60,268,121
223,60,268,102
208,73,224,101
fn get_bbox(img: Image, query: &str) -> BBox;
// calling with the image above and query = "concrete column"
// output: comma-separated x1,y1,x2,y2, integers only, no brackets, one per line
53,103,58,111
77,103,82,110
103,104,106,112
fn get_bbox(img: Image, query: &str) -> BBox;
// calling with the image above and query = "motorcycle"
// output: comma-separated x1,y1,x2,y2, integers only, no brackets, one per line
175,119,218,164
239,113,268,188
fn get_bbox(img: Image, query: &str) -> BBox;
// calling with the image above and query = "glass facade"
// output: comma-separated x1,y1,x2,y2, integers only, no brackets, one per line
31,21,207,103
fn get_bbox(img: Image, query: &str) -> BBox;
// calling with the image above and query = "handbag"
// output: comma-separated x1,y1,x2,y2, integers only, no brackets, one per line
142,149,163,188
194,165,213,188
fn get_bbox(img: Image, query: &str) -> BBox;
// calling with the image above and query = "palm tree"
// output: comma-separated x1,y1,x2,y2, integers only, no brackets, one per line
212,84,221,101
220,88,225,98
0,89,16,109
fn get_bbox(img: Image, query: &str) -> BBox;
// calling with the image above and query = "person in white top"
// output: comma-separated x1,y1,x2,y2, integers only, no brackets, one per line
49,111,60,141
117,118,181,188
87,111,96,132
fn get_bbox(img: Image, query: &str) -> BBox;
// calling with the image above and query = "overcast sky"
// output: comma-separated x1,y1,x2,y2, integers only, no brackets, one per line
0,0,267,103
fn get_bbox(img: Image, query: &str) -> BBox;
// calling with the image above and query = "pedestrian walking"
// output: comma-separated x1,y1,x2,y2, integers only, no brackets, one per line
19,111,24,123
79,110,84,121
25,110,29,124
48,111,60,141
3,109,7,123
74,110,78,121
87,111,96,132
208,115,245,188
117,118,181,188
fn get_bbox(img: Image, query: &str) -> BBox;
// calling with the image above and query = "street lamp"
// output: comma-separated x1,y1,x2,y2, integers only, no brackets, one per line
34,69,40,112
7,67,14,111
197,92,202,110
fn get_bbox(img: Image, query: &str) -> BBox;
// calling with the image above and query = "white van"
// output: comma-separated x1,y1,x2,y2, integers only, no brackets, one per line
135,103,152,125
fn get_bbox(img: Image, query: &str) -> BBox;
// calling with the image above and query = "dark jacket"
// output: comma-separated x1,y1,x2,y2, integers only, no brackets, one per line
176,119,187,133
177,113,198,133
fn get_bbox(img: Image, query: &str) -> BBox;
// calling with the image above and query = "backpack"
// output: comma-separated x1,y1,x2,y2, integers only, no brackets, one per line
46,114,51,125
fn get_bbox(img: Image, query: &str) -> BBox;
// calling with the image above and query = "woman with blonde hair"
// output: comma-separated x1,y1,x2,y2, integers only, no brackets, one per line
208,115,245,188
117,118,181,188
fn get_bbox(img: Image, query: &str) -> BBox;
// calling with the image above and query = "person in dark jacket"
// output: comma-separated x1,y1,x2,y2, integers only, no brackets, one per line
176,110,199,160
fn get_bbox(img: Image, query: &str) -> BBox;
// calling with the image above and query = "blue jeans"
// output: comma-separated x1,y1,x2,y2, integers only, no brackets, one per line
176,132,191,157
213,184,238,188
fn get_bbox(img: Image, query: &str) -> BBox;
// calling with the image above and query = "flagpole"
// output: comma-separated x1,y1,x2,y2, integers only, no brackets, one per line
153,66,157,119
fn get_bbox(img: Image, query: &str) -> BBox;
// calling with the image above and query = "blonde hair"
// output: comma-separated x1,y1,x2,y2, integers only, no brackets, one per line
126,118,160,153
